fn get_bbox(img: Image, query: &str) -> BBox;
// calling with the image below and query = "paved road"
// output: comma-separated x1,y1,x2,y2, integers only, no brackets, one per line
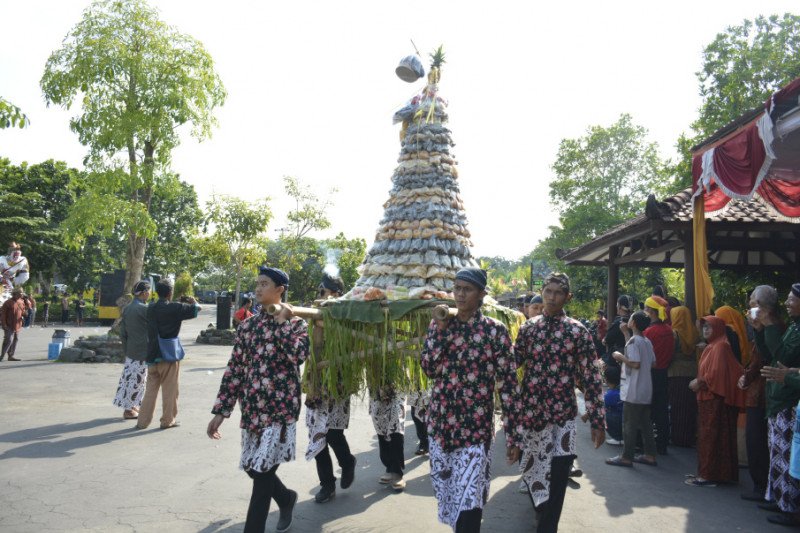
0,306,784,532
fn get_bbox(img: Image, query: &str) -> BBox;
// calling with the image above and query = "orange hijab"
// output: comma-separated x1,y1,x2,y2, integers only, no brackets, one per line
714,305,752,366
697,316,745,408
670,306,698,356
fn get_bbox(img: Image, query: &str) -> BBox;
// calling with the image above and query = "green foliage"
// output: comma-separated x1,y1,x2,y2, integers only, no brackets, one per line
695,13,800,138
524,114,669,311
41,0,226,165
173,272,194,298
711,269,796,313
205,195,271,303
262,233,366,304
144,175,205,276
429,45,446,69
0,158,111,292
324,232,367,291
671,14,800,191
61,167,158,246
550,113,668,232
264,236,323,303
40,0,226,291
283,176,336,239
0,97,29,129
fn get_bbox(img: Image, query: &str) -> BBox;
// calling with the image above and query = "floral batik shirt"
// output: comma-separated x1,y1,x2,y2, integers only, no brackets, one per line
512,311,604,434
212,312,309,432
421,311,520,452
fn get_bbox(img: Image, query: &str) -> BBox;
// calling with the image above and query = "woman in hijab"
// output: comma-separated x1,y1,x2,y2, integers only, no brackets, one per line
716,306,751,366
668,306,699,447
686,316,746,487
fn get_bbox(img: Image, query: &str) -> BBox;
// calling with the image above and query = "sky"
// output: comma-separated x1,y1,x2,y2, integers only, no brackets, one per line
2,0,798,260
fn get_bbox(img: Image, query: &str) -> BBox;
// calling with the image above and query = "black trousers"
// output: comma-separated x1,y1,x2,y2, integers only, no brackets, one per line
314,428,355,489
650,368,670,450
411,406,429,448
244,465,292,533
61,309,69,323
455,508,483,533
746,406,770,496
534,455,574,533
377,432,405,475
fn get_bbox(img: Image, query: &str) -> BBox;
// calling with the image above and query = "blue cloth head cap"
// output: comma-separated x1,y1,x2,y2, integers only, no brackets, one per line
455,268,487,291
544,272,570,293
259,266,289,288
792,283,800,298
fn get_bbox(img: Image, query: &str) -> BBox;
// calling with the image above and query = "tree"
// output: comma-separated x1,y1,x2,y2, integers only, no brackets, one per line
697,13,800,136
323,233,367,292
144,175,205,276
205,195,271,305
265,237,323,303
0,97,29,129
40,0,226,293
283,175,337,239
669,13,800,189
173,272,194,298
550,114,668,242
524,114,669,314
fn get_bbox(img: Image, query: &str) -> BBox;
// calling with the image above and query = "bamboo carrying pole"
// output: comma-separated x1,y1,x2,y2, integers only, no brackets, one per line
432,304,458,321
266,303,321,319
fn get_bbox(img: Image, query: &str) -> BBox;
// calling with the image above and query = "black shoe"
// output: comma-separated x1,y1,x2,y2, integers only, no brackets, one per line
768,514,800,527
415,443,429,456
341,456,356,489
741,492,766,502
315,485,335,503
276,490,297,532
569,467,583,478
758,502,781,512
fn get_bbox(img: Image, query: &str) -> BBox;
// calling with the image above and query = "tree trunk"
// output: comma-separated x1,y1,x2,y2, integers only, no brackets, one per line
122,137,155,294
234,259,243,308
125,232,147,294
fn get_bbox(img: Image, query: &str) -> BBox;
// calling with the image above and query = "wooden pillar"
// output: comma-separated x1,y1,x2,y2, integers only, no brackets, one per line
608,245,619,321
683,230,696,320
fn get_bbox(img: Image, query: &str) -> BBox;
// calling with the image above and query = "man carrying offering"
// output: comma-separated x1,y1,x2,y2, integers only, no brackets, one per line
510,272,605,533
421,267,520,532
208,266,308,533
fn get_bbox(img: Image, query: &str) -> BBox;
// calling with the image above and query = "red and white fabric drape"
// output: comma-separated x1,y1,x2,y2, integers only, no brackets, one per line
691,78,800,221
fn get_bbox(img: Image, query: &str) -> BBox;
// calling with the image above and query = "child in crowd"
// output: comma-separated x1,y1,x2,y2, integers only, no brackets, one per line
603,366,623,445
606,311,657,467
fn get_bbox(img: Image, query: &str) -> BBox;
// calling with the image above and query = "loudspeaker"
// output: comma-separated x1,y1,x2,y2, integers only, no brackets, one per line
216,295,231,330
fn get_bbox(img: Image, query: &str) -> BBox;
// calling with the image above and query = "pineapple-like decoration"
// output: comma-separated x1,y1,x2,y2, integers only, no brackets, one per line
427,45,445,84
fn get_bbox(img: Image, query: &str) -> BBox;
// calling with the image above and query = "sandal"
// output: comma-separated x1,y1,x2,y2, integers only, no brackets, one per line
685,478,717,487
605,456,633,467
632,455,657,467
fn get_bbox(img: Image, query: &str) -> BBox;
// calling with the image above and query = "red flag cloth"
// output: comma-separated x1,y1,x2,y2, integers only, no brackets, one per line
757,178,800,218
711,121,766,197
703,184,731,212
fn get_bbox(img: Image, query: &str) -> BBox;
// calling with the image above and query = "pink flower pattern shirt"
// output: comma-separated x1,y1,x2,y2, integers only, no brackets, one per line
512,311,605,433
212,312,309,432
421,311,520,452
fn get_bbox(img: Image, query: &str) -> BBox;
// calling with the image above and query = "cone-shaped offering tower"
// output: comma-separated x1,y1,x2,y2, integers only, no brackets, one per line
351,47,476,300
